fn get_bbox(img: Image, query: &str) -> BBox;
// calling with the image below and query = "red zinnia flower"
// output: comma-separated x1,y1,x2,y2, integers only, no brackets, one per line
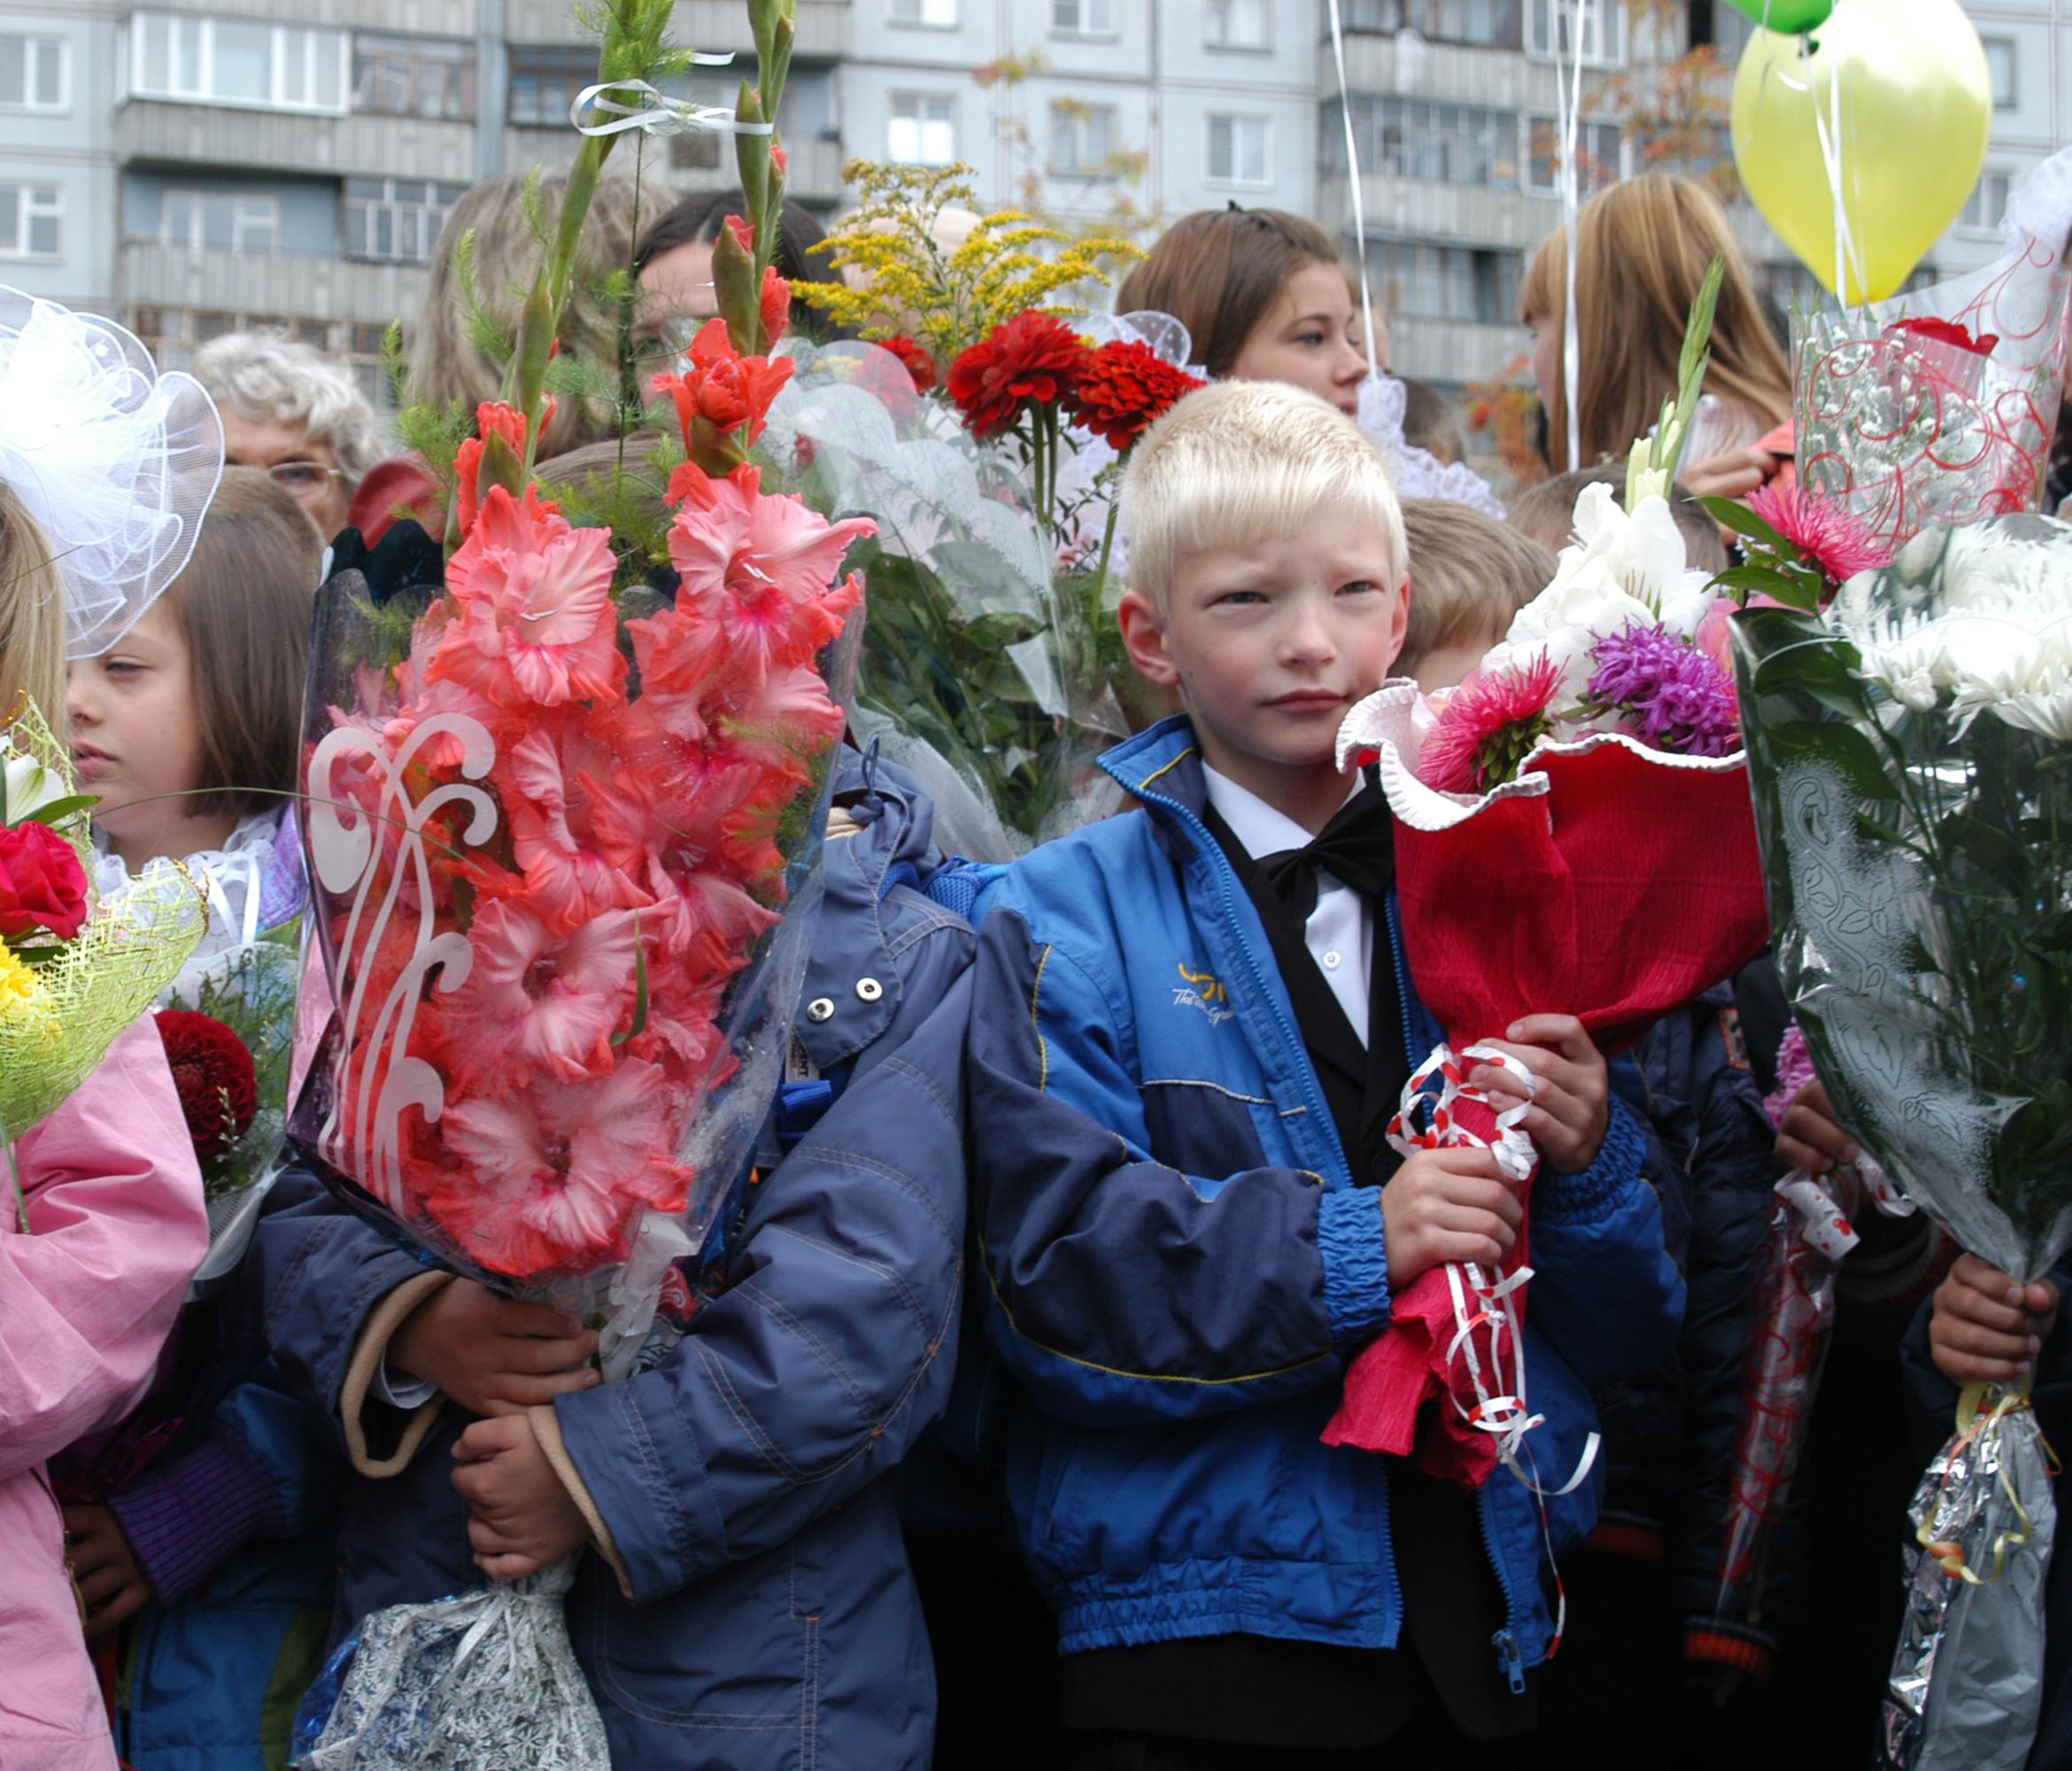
1065,339,1205,452
946,311,1091,440
1746,482,1890,588
1418,654,1564,795
155,1009,259,1166
878,336,939,395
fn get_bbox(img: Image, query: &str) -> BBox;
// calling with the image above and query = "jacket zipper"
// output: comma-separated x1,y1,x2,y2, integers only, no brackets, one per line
1386,893,1529,1691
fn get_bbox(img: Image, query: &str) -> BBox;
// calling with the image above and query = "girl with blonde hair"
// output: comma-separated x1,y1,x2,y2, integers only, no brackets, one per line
1521,174,1791,495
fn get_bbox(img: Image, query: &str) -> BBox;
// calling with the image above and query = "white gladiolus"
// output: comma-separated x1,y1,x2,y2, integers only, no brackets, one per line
2,752,66,822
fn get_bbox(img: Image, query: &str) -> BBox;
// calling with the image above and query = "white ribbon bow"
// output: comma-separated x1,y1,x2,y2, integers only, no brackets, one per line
570,73,775,141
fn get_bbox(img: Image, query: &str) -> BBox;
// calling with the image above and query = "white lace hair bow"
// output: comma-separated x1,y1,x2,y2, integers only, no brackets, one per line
0,288,224,657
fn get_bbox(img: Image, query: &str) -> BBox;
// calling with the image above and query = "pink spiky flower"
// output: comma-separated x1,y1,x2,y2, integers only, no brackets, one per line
1746,482,1890,591
1418,653,1564,795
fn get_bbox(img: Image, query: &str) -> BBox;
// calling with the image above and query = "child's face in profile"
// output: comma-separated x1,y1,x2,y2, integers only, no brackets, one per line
66,599,208,860
1124,494,1406,807
1226,262,1373,419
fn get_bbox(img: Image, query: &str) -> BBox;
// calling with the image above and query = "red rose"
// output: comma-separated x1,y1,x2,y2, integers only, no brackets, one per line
946,311,1092,440
1065,339,1206,453
155,1009,259,1166
653,317,794,454
878,336,939,395
0,819,88,941
1889,316,1999,358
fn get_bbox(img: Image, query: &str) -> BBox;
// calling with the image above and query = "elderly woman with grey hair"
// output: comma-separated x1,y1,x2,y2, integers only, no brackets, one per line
190,331,383,541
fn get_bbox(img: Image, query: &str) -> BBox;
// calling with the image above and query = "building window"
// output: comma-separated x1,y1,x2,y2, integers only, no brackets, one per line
888,92,955,165
344,177,467,263
888,0,957,25
130,14,347,112
1525,0,1623,66
1983,37,2016,109
1343,0,1524,46
1205,0,1271,50
1961,169,2014,233
506,46,594,128
1207,114,1272,187
0,35,67,111
1527,116,1624,197
158,188,281,255
1323,97,1520,189
1370,238,1520,324
352,35,476,121
0,184,62,259
1049,101,1118,177
1052,0,1117,35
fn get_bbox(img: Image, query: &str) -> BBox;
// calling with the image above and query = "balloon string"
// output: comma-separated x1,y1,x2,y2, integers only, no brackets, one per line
1326,0,1381,374
1805,42,1865,305
1557,0,1590,470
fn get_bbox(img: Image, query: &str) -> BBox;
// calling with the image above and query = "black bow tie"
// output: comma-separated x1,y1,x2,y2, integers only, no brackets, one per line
1257,785,1394,921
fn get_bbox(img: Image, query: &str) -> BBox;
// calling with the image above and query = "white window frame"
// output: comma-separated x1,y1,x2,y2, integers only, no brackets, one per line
128,13,348,116
231,194,279,253
1525,0,1624,67
1204,0,1272,52
344,177,465,265
159,187,205,250
1960,167,2014,236
1523,112,1626,196
0,35,69,112
887,0,958,27
0,182,62,260
887,90,955,166
1048,100,1119,179
158,187,281,255
1051,0,1117,38
1983,36,2017,110
1205,112,1273,189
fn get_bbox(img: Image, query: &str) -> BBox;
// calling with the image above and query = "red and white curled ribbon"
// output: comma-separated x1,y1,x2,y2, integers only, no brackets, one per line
1388,1042,1600,1498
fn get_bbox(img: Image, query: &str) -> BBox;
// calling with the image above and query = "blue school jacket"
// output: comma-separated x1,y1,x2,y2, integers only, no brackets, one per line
259,752,972,1770
965,714,1685,1689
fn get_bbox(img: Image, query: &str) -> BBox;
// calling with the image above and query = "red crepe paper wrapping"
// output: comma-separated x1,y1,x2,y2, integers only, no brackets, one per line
1323,685,1770,1486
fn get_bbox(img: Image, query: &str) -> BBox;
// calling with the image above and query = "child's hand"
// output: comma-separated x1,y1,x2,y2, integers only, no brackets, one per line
62,1504,151,1639
1470,1015,1611,1174
1929,1253,2061,1386
1774,1078,1859,1174
452,1414,590,1581
1382,1147,1522,1287
390,1280,600,1418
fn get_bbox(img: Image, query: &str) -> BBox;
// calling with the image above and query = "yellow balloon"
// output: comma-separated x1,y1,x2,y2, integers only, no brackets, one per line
1731,0,1991,305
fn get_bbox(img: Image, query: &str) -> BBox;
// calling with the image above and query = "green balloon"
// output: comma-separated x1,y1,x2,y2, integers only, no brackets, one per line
1724,0,1833,32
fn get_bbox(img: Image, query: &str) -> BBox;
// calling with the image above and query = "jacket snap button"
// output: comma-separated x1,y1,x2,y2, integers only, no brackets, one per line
806,996,836,1023
855,977,884,1002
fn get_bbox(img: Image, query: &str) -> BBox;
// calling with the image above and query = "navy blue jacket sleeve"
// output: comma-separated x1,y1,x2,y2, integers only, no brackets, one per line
967,901,1388,1431
1526,1094,1687,1392
553,932,973,1605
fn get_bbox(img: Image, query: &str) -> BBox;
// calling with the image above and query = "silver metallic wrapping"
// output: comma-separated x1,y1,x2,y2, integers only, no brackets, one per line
1883,1399,2058,1771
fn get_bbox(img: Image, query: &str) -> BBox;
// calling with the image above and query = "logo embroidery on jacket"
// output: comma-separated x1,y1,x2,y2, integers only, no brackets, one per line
1173,962,1233,1026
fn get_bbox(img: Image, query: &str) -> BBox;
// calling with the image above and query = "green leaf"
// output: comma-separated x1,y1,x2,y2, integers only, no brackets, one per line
1710,562,1823,612
18,794,99,828
612,922,649,1048
1760,718,1901,801
1703,496,1799,557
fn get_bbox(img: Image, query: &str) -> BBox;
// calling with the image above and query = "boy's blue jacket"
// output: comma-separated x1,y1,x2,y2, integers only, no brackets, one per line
966,716,1685,1681
258,753,971,1770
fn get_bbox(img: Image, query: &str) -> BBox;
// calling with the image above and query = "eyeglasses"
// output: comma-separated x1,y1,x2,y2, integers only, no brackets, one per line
263,460,350,501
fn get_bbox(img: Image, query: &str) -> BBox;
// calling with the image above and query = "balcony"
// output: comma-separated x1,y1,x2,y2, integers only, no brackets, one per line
119,239,428,330
1387,313,1527,386
1321,32,1635,110
502,0,847,59
119,98,478,185
502,122,845,204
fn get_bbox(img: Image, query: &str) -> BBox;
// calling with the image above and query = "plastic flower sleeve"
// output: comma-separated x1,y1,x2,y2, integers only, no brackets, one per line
764,336,1125,862
291,509,859,1368
1793,237,2072,557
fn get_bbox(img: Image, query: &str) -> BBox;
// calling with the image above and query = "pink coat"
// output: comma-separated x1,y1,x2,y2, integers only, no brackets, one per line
0,1018,206,1770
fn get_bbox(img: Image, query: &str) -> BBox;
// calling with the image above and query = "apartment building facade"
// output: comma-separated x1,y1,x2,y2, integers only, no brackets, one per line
0,1,2059,410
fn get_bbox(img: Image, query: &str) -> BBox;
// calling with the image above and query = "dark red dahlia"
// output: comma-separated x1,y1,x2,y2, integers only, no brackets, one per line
1065,339,1205,452
155,1009,259,1166
878,335,939,395
946,311,1092,440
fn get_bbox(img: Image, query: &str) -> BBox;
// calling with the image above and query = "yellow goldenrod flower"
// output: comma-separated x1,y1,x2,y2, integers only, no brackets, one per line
0,943,48,1031
796,160,1140,364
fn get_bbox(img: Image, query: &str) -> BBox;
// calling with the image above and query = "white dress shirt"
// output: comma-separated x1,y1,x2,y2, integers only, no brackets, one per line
1202,765,1372,1046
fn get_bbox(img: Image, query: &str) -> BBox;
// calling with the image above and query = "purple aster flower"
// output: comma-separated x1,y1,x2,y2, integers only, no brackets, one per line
1584,620,1742,757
